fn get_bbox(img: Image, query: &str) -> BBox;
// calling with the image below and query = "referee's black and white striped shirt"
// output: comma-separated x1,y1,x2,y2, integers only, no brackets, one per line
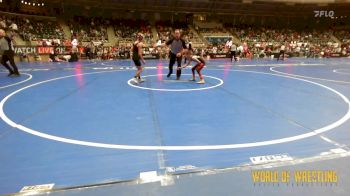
166,38,187,54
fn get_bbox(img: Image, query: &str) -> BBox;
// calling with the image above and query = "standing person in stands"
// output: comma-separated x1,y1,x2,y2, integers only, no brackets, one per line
71,37,78,50
155,29,187,80
277,43,286,61
225,38,233,49
0,29,20,77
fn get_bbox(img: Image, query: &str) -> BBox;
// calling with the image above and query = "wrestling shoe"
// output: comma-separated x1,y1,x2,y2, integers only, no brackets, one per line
196,80,205,84
7,73,15,77
13,73,21,77
138,78,145,83
132,77,139,84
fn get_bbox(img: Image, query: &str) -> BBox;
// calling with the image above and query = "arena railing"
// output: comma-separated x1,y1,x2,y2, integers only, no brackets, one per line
0,11,57,21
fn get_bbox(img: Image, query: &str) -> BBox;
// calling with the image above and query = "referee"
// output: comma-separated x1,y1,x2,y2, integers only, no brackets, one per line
157,29,187,80
0,29,20,77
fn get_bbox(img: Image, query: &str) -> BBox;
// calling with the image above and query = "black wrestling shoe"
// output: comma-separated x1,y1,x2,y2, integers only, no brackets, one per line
167,73,171,78
14,71,20,74
138,77,145,83
8,73,15,77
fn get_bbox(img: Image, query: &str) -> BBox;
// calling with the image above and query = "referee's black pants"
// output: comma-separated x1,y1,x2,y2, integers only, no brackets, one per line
230,51,237,61
168,52,182,78
1,50,19,74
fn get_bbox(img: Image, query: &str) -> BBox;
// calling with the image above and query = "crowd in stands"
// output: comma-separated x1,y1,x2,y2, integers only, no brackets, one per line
0,15,65,43
182,28,197,42
215,24,349,58
155,20,204,48
0,16,18,32
334,30,350,45
232,26,335,46
114,19,153,44
1,13,349,60
155,20,173,41
156,20,193,41
69,16,108,43
196,27,228,35
18,19,64,42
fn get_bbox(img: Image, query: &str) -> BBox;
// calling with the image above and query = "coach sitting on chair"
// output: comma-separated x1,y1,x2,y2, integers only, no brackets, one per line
156,29,187,80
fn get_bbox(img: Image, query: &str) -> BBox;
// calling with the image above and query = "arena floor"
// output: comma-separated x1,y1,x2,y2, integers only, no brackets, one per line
1,57,350,195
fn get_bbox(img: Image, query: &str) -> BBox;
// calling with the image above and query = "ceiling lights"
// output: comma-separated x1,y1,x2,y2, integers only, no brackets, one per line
21,1,45,7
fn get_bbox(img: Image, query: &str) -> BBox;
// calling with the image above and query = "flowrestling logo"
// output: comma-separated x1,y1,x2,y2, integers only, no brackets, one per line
314,10,335,18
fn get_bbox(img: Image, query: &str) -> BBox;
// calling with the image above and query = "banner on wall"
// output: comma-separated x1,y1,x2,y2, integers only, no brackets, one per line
14,46,36,54
14,46,72,55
